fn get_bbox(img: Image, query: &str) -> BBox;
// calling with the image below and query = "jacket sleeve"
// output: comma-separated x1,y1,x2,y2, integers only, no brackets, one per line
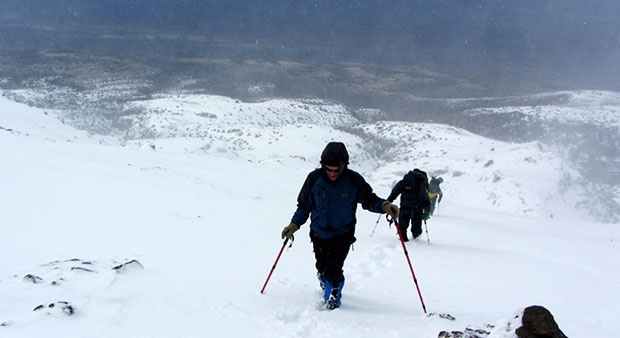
291,170,320,226
387,180,403,203
348,170,385,213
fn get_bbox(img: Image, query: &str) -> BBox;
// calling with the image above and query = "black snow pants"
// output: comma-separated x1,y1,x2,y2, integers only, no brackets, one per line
311,232,355,286
398,207,423,240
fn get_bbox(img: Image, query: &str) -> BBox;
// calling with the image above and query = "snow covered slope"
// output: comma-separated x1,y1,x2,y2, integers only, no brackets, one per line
0,96,93,142
1,93,618,338
357,121,580,219
114,93,598,221
455,90,620,221
465,90,620,127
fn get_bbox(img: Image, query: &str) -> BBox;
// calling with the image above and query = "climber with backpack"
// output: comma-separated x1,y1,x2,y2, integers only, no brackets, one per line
387,169,431,241
428,176,444,215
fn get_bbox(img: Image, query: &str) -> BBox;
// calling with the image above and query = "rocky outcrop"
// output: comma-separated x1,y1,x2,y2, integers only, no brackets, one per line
437,305,567,338
516,306,567,338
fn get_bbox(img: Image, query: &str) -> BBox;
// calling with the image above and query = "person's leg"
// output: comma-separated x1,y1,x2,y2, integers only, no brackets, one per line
411,208,423,238
399,208,412,241
312,237,351,302
324,238,351,309
312,237,329,286
322,240,351,288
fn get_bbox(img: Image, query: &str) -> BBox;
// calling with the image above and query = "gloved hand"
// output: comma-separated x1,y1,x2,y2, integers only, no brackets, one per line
422,210,430,221
438,194,443,203
281,222,299,240
381,201,399,219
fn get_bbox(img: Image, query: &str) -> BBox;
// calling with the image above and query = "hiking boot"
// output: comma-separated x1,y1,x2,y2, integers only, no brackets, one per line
326,295,341,310
323,280,344,309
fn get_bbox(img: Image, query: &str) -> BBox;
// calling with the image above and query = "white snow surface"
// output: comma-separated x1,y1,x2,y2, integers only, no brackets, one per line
465,90,620,126
1,93,618,337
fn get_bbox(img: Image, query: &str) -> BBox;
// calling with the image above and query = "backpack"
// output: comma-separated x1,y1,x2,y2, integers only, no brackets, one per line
430,176,443,193
414,169,429,193
400,169,429,208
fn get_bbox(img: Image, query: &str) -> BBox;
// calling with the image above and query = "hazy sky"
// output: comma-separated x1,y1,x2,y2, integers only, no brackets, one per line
2,0,620,89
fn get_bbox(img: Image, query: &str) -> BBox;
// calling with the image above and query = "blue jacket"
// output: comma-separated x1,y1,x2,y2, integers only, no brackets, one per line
291,168,385,240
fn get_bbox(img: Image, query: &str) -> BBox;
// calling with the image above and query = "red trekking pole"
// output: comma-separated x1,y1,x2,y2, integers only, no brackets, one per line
260,238,289,294
390,216,427,313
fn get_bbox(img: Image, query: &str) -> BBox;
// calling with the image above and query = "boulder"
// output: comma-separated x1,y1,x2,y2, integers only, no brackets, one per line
516,305,567,338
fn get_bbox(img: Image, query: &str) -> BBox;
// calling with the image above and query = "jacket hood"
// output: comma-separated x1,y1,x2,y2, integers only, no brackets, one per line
320,142,349,166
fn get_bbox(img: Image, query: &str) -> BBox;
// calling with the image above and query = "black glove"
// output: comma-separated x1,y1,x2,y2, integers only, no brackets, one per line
381,201,399,219
281,223,299,240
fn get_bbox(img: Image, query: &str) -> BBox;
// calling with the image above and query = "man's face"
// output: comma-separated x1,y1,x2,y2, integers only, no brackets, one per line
324,164,340,181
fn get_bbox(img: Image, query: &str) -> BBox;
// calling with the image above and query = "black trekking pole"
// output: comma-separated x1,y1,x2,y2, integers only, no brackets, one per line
370,214,382,237
260,238,290,294
423,219,430,245
388,216,427,313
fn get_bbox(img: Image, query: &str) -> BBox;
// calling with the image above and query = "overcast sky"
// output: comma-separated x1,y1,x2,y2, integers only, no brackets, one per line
2,0,620,89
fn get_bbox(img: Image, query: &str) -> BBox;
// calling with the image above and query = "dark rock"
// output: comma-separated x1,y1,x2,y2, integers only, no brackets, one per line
428,312,456,321
70,266,95,273
112,259,143,273
440,313,456,321
33,302,75,316
437,325,492,338
23,274,43,284
63,305,75,316
516,306,568,338
465,327,491,337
